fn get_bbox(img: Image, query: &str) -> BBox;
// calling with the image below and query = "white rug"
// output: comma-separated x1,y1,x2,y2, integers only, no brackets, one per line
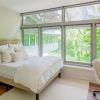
0,78,89,100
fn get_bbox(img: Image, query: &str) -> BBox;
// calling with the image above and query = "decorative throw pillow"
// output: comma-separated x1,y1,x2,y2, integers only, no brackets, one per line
11,51,28,62
1,51,12,63
0,44,8,50
9,43,24,52
15,46,25,52
0,45,12,63
0,47,15,63
9,43,23,48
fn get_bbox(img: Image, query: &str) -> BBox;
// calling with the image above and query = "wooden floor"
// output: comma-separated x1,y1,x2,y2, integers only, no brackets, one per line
0,83,13,96
88,83,100,100
0,85,7,95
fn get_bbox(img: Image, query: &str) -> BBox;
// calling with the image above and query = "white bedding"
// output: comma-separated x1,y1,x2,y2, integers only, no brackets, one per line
0,56,63,93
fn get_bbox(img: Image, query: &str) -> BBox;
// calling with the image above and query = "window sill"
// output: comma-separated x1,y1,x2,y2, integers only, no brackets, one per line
64,62,92,69
64,64,93,69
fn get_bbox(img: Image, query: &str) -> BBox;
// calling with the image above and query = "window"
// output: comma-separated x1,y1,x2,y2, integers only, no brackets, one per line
96,24,100,58
65,4,100,21
42,27,61,57
65,25,91,63
23,29,38,56
23,10,62,25
21,1,100,67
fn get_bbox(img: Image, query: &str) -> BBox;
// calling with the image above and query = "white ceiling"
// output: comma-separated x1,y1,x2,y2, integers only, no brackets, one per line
0,0,98,13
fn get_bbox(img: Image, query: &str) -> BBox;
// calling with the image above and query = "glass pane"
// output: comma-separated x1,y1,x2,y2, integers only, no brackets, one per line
65,4,100,21
96,24,100,58
23,29,38,56
23,10,62,25
66,25,91,63
42,27,61,57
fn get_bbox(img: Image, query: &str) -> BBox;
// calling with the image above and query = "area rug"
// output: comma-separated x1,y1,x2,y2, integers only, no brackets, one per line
87,83,100,100
0,78,89,100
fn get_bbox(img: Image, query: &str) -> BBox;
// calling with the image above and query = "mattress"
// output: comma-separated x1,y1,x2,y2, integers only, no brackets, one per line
0,60,29,79
0,56,63,93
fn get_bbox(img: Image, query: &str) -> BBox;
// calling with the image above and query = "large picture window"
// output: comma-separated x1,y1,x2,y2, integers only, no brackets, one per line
65,4,100,22
23,29,38,56
42,27,61,57
21,1,100,67
23,10,62,25
65,25,91,63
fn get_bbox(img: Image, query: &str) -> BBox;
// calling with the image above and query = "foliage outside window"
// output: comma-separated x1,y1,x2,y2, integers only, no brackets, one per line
23,10,62,25
65,4,100,21
96,24,100,58
66,25,91,63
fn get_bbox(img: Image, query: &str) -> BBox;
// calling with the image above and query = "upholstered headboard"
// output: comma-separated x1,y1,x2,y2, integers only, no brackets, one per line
0,39,21,45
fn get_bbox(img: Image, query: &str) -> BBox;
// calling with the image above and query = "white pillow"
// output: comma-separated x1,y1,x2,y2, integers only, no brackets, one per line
9,43,23,48
0,44,12,63
11,51,28,62
15,46,25,52
1,51,12,63
9,43,24,52
0,44,8,50
0,47,15,63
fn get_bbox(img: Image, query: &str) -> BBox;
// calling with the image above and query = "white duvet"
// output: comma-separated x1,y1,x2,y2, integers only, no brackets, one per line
14,56,63,93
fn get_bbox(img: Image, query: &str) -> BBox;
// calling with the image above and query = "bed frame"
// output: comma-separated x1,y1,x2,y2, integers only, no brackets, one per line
0,71,61,100
0,39,62,100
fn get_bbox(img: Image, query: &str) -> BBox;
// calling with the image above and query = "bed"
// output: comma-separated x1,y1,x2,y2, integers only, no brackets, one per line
0,39,63,100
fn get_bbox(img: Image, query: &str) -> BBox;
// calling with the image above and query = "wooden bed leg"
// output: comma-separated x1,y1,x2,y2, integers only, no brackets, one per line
36,94,39,100
59,72,61,78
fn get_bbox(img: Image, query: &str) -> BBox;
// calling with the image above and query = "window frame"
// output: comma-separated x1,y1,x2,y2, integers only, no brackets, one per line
21,1,100,67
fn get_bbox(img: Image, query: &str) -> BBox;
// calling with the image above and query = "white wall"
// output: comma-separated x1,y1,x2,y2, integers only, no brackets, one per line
62,65,96,83
0,6,21,39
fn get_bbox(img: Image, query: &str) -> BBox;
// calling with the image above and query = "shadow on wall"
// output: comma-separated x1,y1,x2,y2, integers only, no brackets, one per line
8,18,21,39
